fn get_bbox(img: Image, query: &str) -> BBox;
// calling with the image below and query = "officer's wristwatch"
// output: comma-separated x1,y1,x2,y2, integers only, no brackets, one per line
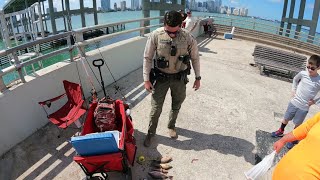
195,76,201,81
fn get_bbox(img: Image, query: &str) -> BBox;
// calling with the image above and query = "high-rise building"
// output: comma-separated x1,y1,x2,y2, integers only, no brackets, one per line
207,0,215,13
186,0,190,9
101,0,111,11
190,0,196,10
217,0,222,7
240,8,248,16
203,2,208,9
114,3,117,11
46,7,57,13
220,6,227,14
233,8,240,16
230,7,235,14
227,6,232,15
131,0,140,10
215,0,222,12
120,1,126,11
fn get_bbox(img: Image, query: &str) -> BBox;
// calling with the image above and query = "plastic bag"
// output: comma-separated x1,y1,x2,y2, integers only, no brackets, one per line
244,151,276,180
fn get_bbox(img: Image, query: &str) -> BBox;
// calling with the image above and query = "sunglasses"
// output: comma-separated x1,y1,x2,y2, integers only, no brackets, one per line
165,30,179,36
307,66,317,71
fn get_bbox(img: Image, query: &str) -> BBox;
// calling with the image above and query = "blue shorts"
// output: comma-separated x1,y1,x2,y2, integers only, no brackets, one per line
284,102,308,126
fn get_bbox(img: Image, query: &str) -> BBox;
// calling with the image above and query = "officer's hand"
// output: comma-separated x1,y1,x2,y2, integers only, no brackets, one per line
144,81,154,93
193,80,200,91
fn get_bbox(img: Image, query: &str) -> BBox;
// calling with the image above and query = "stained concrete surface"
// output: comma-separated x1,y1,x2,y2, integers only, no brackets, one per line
0,35,317,180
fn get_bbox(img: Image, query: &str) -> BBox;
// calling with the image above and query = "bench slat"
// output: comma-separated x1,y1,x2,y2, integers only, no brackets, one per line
253,45,307,78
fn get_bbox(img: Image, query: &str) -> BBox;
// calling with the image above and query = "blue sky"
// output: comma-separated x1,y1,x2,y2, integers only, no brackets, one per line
0,0,319,31
223,0,317,20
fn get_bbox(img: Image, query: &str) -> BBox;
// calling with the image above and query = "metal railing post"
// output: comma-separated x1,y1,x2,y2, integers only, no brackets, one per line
37,2,45,38
74,31,85,57
140,20,145,36
67,35,74,62
12,52,26,83
0,77,6,92
0,10,11,49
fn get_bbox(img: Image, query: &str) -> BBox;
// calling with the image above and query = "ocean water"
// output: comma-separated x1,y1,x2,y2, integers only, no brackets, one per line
0,10,319,85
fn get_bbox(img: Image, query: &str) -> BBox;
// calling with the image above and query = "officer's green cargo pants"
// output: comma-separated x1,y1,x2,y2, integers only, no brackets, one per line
147,76,186,135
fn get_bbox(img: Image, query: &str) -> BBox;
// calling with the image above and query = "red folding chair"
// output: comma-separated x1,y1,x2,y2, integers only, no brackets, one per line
38,80,86,131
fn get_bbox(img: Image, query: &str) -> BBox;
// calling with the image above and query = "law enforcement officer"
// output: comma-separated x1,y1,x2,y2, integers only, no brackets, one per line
143,10,201,147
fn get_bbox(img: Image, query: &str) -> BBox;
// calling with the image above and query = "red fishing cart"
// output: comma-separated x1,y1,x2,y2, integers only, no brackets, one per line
72,99,136,180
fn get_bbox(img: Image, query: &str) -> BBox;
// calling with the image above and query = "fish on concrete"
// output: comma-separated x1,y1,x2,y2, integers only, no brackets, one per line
155,156,173,163
151,162,173,170
148,171,169,179
151,167,169,173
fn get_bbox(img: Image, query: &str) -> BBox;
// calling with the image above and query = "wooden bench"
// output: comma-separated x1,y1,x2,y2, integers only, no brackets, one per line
253,45,307,78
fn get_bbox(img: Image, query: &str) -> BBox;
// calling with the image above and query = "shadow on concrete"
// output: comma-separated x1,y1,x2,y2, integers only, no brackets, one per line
212,37,225,41
255,130,288,165
0,123,78,180
197,37,217,55
126,129,164,180
260,70,293,83
97,67,149,109
199,46,217,55
148,127,256,165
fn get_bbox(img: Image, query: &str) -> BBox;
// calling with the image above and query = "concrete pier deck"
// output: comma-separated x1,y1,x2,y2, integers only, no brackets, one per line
0,35,317,180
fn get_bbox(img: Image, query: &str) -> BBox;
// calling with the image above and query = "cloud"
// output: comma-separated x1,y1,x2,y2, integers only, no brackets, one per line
267,0,283,3
230,0,239,4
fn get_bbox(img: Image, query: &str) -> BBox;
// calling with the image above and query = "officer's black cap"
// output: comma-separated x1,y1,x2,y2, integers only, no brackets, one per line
164,11,183,27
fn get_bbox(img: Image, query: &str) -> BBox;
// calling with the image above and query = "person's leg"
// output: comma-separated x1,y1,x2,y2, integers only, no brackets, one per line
272,102,296,137
144,78,169,147
167,77,186,138
147,78,170,135
286,109,308,149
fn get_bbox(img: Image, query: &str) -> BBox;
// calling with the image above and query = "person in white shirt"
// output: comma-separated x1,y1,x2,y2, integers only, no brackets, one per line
183,10,197,32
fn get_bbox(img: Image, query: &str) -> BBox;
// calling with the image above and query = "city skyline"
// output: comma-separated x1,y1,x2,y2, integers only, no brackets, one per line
0,0,319,31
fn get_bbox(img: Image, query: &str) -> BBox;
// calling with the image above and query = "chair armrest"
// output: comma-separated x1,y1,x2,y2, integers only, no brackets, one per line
38,93,66,106
68,99,85,119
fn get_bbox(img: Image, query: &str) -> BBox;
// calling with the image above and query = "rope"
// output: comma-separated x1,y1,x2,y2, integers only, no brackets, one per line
64,9,97,94
64,7,127,101
91,39,127,101
75,58,89,107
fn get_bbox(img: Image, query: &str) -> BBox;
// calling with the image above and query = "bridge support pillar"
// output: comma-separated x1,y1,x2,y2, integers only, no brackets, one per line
308,0,320,43
80,0,86,28
48,0,57,34
93,0,98,25
285,0,295,37
280,0,319,43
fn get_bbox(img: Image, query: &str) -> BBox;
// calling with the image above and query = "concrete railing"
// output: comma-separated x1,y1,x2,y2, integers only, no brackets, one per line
0,16,166,156
210,15,320,44
0,17,164,92
0,35,148,156
215,24,320,56
205,15,319,56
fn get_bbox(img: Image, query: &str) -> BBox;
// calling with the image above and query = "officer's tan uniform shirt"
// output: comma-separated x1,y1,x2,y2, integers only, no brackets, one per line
143,27,200,81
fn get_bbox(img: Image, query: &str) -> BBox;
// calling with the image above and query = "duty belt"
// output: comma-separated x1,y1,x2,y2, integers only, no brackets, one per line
153,68,189,84
159,69,190,78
